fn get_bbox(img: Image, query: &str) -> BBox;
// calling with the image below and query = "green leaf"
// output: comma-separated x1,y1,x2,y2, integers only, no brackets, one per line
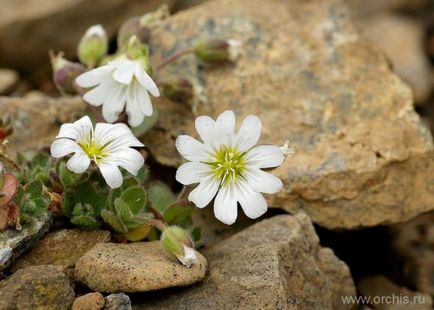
191,227,202,244
120,186,146,215
71,215,100,229
131,107,159,137
101,209,128,233
163,204,194,226
148,181,176,214
58,161,85,187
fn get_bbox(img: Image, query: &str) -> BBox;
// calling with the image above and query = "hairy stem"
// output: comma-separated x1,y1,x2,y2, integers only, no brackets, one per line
155,48,195,71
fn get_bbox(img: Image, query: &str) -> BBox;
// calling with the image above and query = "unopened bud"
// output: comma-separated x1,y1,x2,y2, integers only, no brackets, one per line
160,78,194,104
161,225,197,267
125,36,151,70
50,52,86,94
78,25,108,68
118,17,151,49
194,39,242,64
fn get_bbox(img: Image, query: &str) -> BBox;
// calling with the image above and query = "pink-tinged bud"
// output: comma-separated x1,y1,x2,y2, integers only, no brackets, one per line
160,78,194,104
194,39,242,64
50,52,86,95
78,25,108,68
160,225,197,267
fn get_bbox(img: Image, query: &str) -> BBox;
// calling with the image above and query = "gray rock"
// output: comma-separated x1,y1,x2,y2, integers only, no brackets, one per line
104,293,132,310
0,0,178,78
0,213,51,270
141,0,434,230
75,241,207,293
0,265,75,310
138,214,356,309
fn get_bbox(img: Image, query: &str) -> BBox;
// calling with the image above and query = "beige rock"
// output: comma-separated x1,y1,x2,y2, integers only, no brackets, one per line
0,265,75,310
141,0,434,230
390,212,434,295
358,275,432,309
72,292,105,310
356,13,432,104
0,68,18,95
11,229,111,272
0,0,178,78
74,241,207,293
139,214,356,309
345,0,430,16
0,95,86,157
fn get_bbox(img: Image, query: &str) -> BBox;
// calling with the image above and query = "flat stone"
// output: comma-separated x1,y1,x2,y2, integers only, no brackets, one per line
138,214,356,309
358,275,432,309
0,0,178,77
390,212,434,295
0,265,75,310
0,68,18,95
74,241,207,293
356,13,431,104
72,292,105,310
0,213,51,270
104,293,132,310
11,229,111,272
0,95,86,157
142,0,434,229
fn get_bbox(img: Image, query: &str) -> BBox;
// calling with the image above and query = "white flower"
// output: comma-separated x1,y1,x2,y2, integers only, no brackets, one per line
175,110,284,225
75,59,160,127
50,116,144,188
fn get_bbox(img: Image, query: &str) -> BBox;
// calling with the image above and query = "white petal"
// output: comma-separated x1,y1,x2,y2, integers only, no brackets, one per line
75,65,113,88
134,64,160,97
215,110,236,146
105,148,144,176
176,162,211,185
188,176,219,208
245,168,283,194
245,145,284,168
236,181,268,219
125,82,146,127
101,83,127,123
57,116,93,140
66,151,91,174
213,184,238,225
235,115,262,151
83,84,108,107
195,116,216,145
94,123,143,148
50,139,80,158
112,61,136,84
99,163,123,188
175,135,212,162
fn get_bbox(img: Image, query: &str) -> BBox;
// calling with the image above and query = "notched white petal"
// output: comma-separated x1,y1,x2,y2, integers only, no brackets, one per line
245,145,284,168
175,135,211,162
176,162,210,185
188,176,219,208
235,115,262,151
213,184,238,225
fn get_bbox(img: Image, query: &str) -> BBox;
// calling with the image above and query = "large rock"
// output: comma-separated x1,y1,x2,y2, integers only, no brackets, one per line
356,13,432,104
0,213,51,270
0,95,86,157
74,241,207,293
0,0,177,78
0,265,75,310
139,214,356,309
141,0,434,229
11,229,111,272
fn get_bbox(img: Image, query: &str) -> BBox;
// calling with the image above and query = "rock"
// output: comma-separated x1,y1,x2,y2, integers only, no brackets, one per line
0,213,51,270
138,214,356,309
142,0,434,229
345,0,412,16
72,292,105,310
0,96,86,157
0,265,75,310
390,212,434,295
11,229,111,272
358,276,432,309
104,293,132,310
0,68,18,95
74,241,207,293
0,0,178,78
356,14,432,104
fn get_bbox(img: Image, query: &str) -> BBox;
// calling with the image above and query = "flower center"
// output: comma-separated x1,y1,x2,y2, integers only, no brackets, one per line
208,146,246,185
79,140,107,163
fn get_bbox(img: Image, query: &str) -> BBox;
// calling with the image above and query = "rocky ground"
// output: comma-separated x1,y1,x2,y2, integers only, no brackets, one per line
1,0,434,309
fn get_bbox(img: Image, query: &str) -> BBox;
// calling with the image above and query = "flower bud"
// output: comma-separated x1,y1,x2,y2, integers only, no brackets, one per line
50,52,86,95
117,16,151,49
160,78,194,104
124,36,151,71
78,25,108,68
160,225,197,267
193,39,242,64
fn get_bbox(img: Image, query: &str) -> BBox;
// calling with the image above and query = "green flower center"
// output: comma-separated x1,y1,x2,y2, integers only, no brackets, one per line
79,140,107,163
208,146,246,185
